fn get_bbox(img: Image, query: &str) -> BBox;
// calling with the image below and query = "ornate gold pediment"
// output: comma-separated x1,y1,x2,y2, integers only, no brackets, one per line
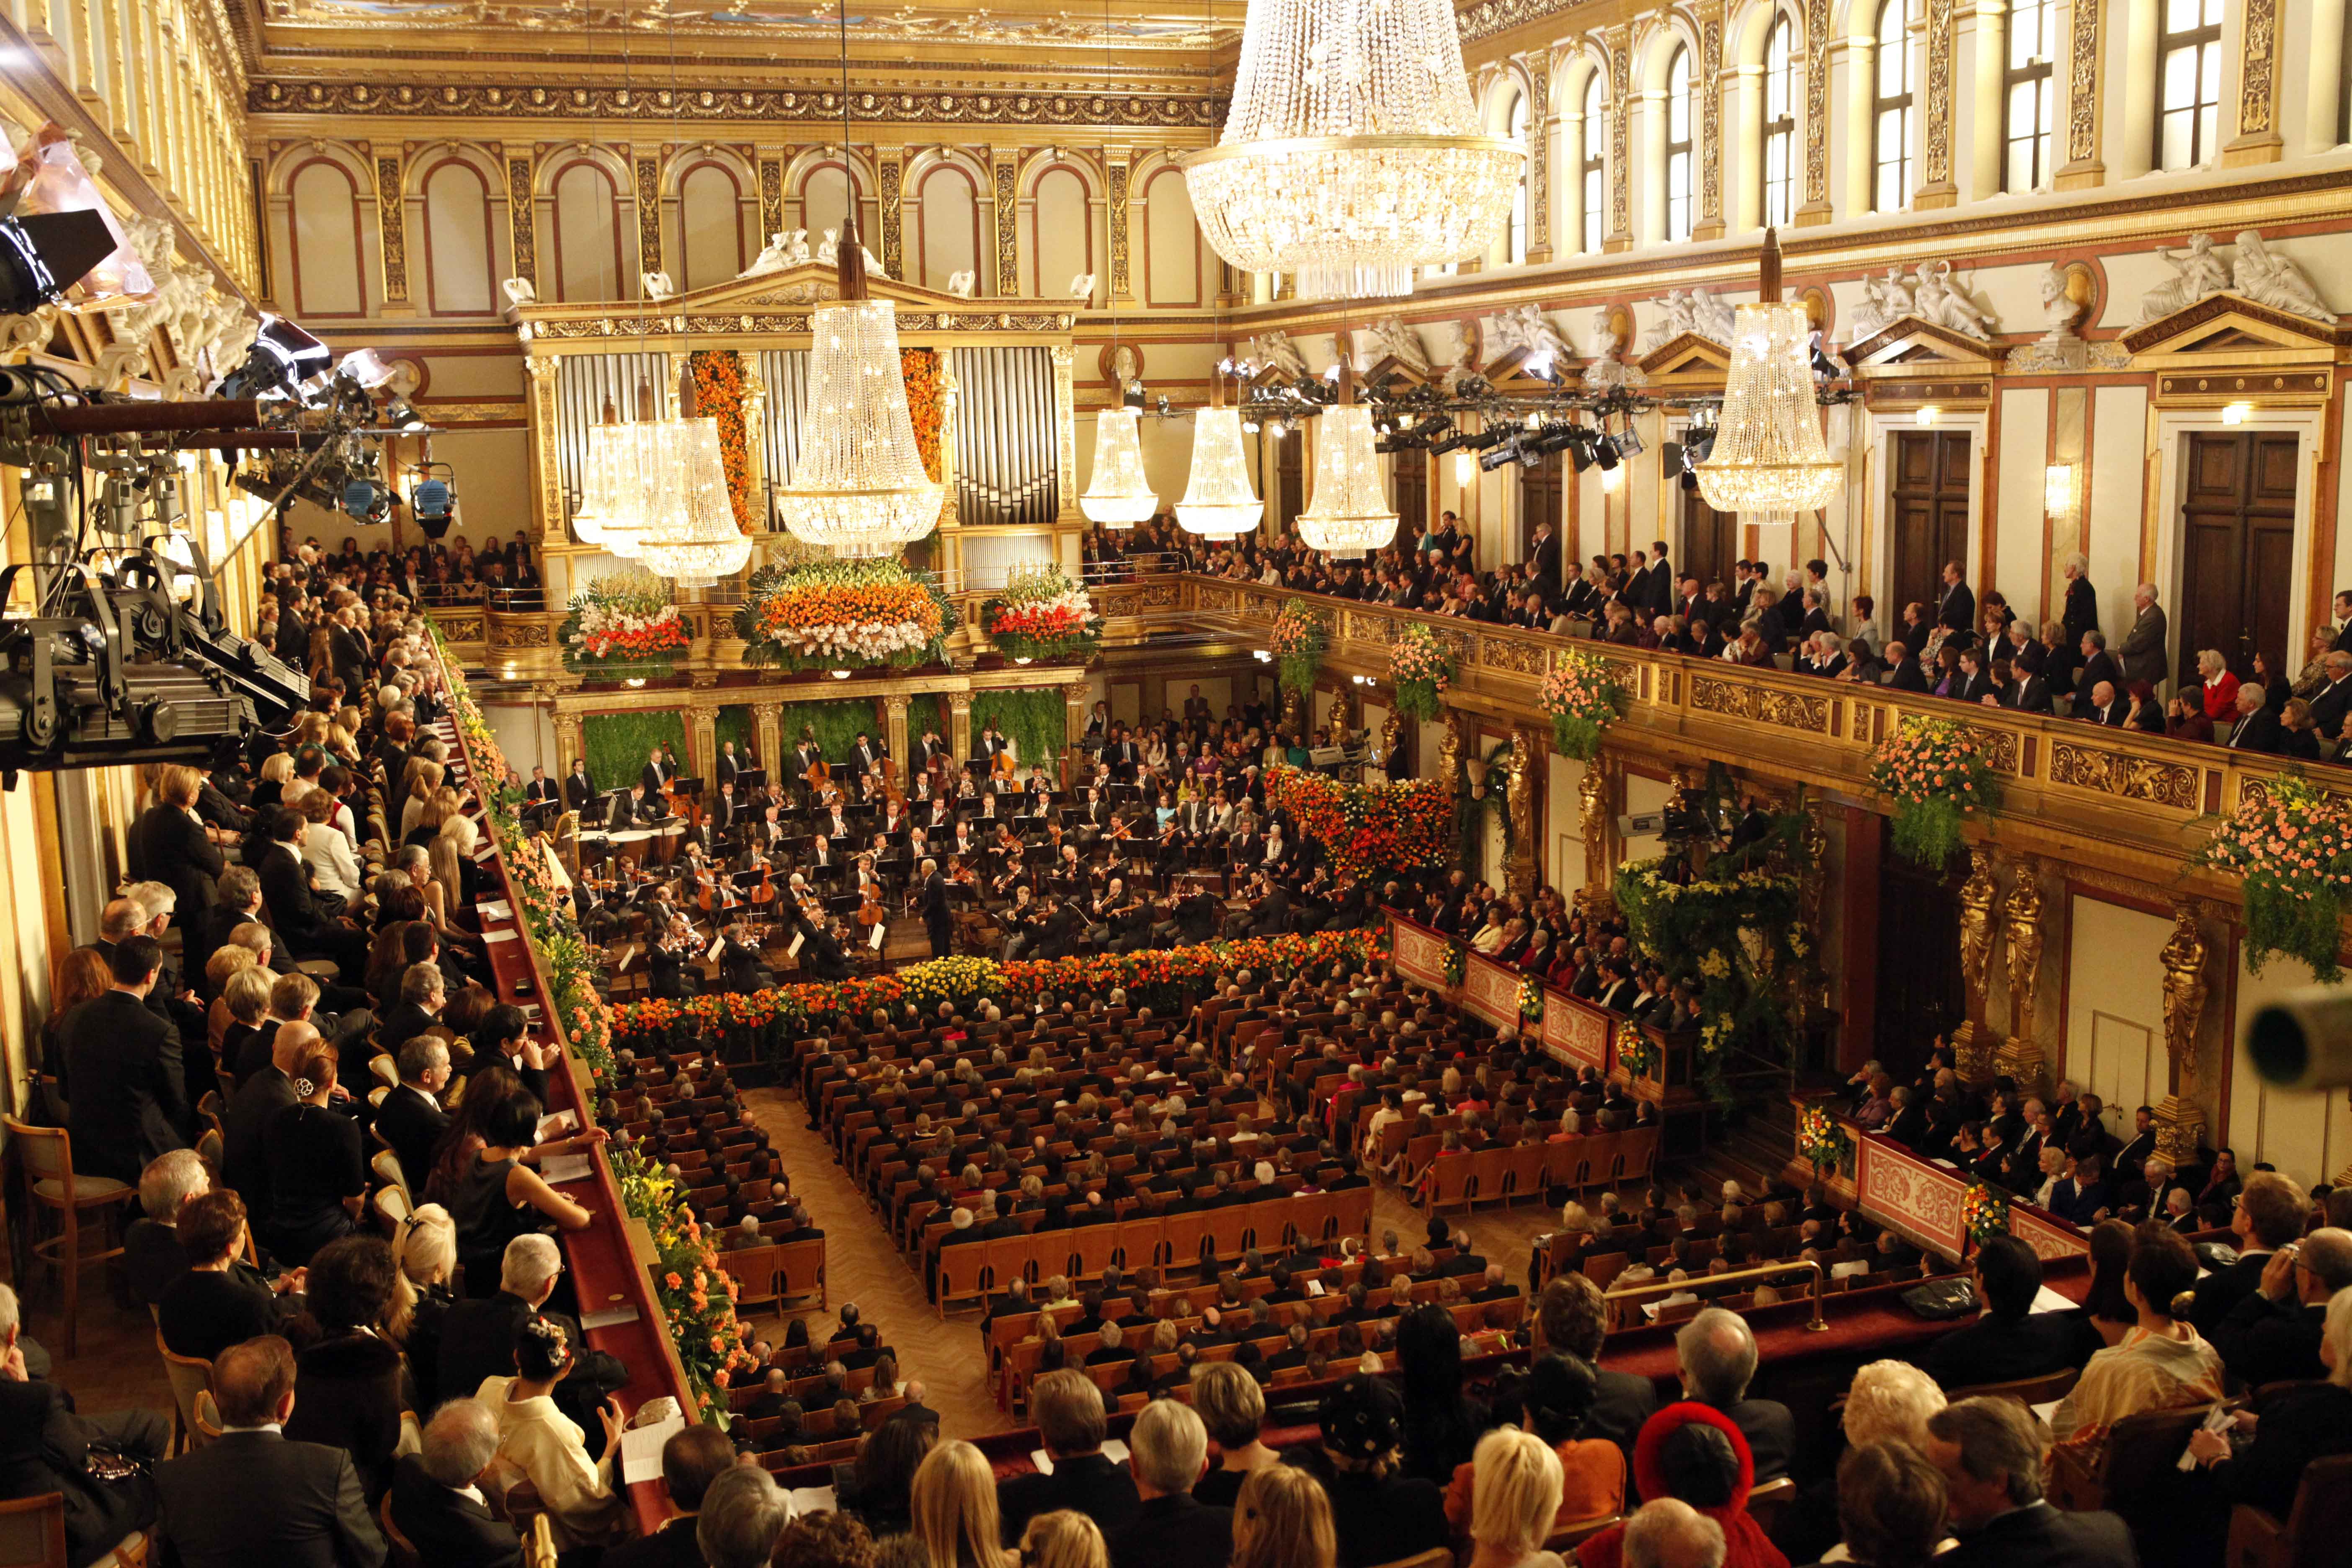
1842,316,2001,374
2119,293,2339,364
1633,333,1731,385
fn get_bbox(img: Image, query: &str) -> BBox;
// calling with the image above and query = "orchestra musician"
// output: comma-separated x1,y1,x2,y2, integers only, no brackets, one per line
717,919,771,993
608,781,669,831
709,780,744,837
1024,765,1054,817
795,913,851,982
998,883,1040,959
851,731,888,777
1075,786,1110,845
649,913,701,1000
715,740,742,789
916,727,951,767
564,759,596,812
524,766,560,807
640,747,668,799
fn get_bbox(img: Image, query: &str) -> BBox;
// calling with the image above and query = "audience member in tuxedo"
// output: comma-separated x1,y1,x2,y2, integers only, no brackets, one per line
1107,1400,1230,1568
151,1334,385,1568
282,1234,405,1505
157,1189,305,1364
996,1369,1143,1542
0,1282,168,1568
1920,1234,2097,1391
1671,1308,1795,1485
61,934,189,1181
125,1148,208,1309
2210,1226,2352,1388
387,1400,521,1568
2190,1170,2305,1335
600,1422,737,1568
1926,1396,2133,1568
375,1035,453,1197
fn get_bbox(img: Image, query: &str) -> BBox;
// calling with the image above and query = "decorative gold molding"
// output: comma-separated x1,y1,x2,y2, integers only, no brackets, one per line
1694,11,1724,237
1106,156,1132,301
248,80,1220,129
417,400,530,424
2057,0,2106,186
504,149,536,291
992,149,1021,298
1525,59,1552,262
374,148,409,303
526,309,1076,341
1916,0,1957,207
2224,0,2284,164
1605,31,1632,250
758,155,785,238
878,146,905,281
1459,0,1603,46
1799,0,1832,222
633,154,663,279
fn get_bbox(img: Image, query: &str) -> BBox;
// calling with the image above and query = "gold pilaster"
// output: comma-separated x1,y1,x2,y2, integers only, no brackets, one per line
2054,0,2107,188
372,143,413,314
949,691,974,760
1995,855,2046,1088
688,703,718,781
753,702,783,775
503,146,536,294
877,145,905,279
1951,848,2000,1085
2222,0,2285,165
1797,0,1835,223
1692,9,1727,239
1525,57,1554,262
525,356,564,545
1106,149,1133,302
884,693,911,765
991,149,1020,297
552,711,583,781
1915,0,1960,207
1604,29,1634,251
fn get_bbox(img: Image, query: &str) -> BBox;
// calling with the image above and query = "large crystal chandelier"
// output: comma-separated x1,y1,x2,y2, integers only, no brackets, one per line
1295,403,1396,552
774,267,943,558
574,396,649,557
1181,0,1524,298
1176,405,1264,538
1079,407,1158,526
1697,232,1840,513
632,377,753,586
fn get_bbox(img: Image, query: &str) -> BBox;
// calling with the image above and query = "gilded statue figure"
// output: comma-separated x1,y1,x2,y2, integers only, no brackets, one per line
1506,730,1537,848
2159,901,2211,1085
1956,848,1999,1005
2003,864,2044,1038
1437,711,1462,784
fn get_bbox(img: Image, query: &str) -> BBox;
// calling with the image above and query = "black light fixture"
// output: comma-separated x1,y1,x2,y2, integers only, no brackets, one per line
1478,439,1523,472
0,209,116,315
218,314,332,400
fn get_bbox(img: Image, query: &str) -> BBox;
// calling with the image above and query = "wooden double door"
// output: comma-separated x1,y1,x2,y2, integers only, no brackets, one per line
1889,431,1972,623
2178,431,2297,686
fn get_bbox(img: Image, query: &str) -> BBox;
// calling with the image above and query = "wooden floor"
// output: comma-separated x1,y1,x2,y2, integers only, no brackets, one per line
733,1082,1578,1436
4,1083,1585,1445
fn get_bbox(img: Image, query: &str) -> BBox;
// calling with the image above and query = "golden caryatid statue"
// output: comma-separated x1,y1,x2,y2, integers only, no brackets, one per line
1997,858,2047,1088
2154,900,2213,1168
1381,711,1405,771
1952,848,2001,1083
1578,761,1610,910
1504,729,1539,900
1326,691,1350,737
1437,709,1462,784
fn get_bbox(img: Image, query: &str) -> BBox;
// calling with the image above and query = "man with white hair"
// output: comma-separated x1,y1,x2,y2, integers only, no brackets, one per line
1676,1307,1795,1482
433,1235,624,1443
387,1399,519,1568
2116,581,2168,691
1111,1398,1231,1568
695,1464,794,1568
1622,1498,1726,1568
126,1148,211,1307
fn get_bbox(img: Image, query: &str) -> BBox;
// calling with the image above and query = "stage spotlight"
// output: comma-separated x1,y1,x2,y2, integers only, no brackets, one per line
384,400,426,433
218,314,331,400
1478,440,1524,472
341,476,393,524
0,210,118,316
1592,435,1620,473
1611,418,1644,460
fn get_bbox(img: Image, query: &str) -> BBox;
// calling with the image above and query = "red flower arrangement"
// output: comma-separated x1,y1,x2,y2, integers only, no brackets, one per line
1263,764,1450,879
902,348,944,483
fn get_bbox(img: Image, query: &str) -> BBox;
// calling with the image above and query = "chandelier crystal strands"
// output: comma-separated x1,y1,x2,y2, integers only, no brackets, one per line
1079,406,1159,526
632,373,753,585
1295,357,1397,552
774,10,944,558
1180,0,1525,299
1696,230,1841,514
1176,371,1265,538
576,393,655,558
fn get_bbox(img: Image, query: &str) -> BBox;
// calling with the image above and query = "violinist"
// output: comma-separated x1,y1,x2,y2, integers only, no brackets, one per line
786,871,824,925
717,919,771,992
997,883,1039,960
649,913,701,1000
1024,764,1054,818
797,913,852,982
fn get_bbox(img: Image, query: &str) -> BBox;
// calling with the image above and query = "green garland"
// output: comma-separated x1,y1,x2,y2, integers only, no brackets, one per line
1868,716,2002,870
1612,851,1813,1106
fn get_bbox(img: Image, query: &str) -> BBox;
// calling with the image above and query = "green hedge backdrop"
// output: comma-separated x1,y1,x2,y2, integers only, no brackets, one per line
583,710,688,794
970,689,1067,775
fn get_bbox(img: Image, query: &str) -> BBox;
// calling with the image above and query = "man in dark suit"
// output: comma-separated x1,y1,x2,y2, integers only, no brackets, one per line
1937,562,1976,634
921,857,952,959
1884,643,1928,692
1919,1235,2092,1391
374,1036,453,1195
521,766,560,809
1540,1275,1657,1458
151,1336,385,1568
1676,1307,1795,1483
222,1023,312,1234
2190,1170,2306,1335
1927,1397,2134,1568
255,808,367,976
1526,518,1562,602
598,1423,735,1568
61,936,189,1183
387,1404,522,1568
713,741,741,792
2000,666,2055,714
2224,684,2286,753
2072,632,2120,714
0,1290,170,1566
2079,680,2128,726
432,1235,621,1443
2308,651,2352,742
2211,1226,2352,1388
998,1368,1144,1542
562,761,596,812
1107,1399,1229,1568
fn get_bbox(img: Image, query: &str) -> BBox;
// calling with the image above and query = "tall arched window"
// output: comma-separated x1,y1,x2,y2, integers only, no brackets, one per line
1873,0,1916,211
2156,0,2224,169
1664,46,1694,241
1506,90,1531,263
1763,16,1796,227
1581,74,1606,252
2004,0,2057,189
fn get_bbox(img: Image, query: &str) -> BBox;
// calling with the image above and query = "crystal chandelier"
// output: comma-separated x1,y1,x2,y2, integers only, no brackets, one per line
774,276,944,558
1697,235,1839,513
632,382,753,586
1176,405,1264,538
1079,407,1158,526
575,396,651,557
1180,0,1524,299
1295,403,1396,552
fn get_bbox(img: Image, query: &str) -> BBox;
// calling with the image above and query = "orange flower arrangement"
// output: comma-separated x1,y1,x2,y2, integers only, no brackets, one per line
901,348,943,483
732,558,959,672
690,350,753,535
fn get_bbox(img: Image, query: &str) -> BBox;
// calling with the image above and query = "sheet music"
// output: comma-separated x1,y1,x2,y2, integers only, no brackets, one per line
787,932,805,957
869,922,888,951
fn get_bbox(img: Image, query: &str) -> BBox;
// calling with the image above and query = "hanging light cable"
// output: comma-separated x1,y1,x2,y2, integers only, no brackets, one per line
1078,0,1158,529
1179,0,1524,298
773,5,944,558
631,8,752,585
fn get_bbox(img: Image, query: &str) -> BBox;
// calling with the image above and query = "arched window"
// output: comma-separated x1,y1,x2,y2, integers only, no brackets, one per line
2156,0,2224,169
550,160,624,303
1506,90,1531,263
2004,0,2057,189
1873,0,1916,211
1581,74,1606,252
1664,46,1694,242
1763,16,1796,227
676,162,745,292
